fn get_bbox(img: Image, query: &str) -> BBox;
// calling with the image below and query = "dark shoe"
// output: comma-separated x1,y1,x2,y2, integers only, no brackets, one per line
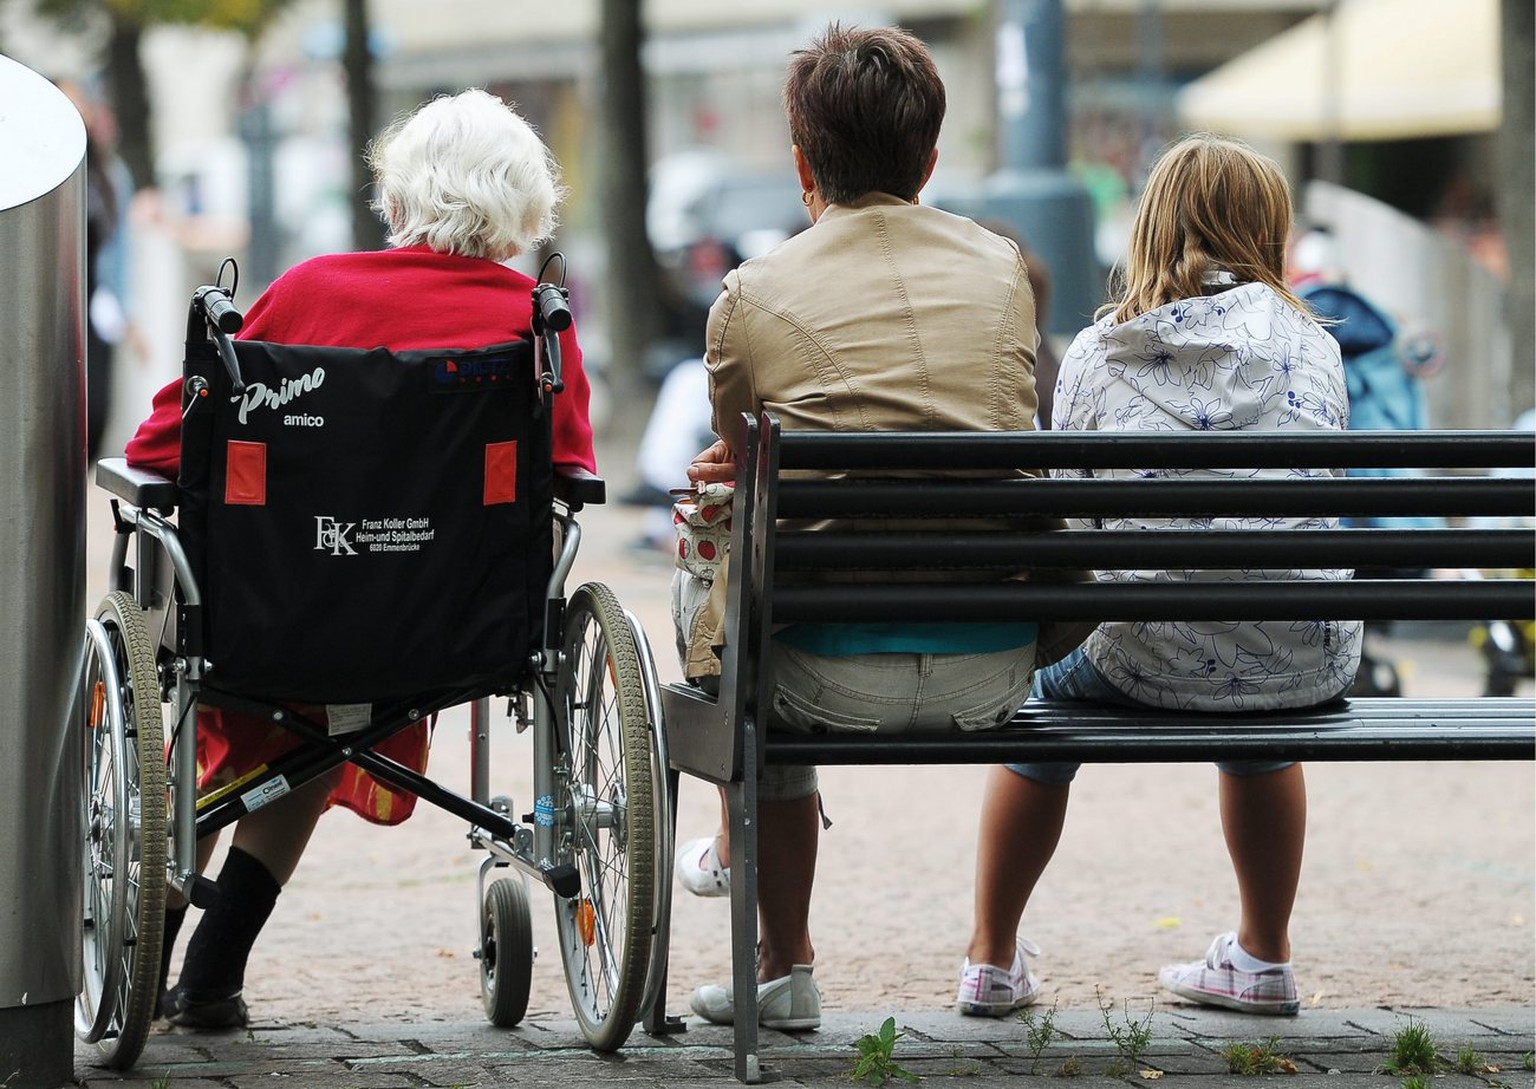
162,985,249,1029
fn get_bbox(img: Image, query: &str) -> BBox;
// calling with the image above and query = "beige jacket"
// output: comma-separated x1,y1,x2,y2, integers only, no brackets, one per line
685,193,1089,679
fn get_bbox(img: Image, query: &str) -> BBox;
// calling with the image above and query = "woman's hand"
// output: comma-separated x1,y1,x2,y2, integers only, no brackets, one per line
686,438,737,485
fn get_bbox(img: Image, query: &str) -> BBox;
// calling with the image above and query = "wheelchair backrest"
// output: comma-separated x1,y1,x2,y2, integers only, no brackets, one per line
177,334,554,704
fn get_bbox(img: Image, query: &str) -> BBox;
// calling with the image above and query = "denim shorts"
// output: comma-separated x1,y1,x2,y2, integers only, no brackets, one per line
1006,647,1294,785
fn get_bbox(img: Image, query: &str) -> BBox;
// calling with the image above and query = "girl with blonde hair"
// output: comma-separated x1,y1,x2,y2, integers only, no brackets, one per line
959,133,1361,1019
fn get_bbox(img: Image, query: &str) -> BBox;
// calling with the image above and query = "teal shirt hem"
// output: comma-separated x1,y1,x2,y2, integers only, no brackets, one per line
773,622,1039,657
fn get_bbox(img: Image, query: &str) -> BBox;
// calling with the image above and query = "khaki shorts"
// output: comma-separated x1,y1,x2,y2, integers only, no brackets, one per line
761,640,1037,801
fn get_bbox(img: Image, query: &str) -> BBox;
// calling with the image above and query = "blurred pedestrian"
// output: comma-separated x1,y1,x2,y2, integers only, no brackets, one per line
56,78,127,460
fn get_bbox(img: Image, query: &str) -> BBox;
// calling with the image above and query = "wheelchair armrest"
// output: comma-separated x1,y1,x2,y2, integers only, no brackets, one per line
556,466,606,511
96,457,178,514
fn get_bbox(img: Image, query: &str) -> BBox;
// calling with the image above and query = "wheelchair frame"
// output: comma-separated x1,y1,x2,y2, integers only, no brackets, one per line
77,282,674,1068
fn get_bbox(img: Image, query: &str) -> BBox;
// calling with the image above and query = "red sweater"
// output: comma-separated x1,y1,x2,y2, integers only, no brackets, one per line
125,245,597,474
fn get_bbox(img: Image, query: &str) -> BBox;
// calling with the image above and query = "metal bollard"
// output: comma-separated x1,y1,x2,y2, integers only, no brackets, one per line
0,54,87,1089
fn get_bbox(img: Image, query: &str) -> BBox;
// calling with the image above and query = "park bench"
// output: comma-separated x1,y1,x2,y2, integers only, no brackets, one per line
657,412,1536,1083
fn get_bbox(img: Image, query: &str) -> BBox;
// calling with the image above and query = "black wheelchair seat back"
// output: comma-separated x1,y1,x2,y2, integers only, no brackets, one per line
177,334,554,704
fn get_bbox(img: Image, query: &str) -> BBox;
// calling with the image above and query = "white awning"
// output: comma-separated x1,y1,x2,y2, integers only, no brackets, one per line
1176,0,1501,141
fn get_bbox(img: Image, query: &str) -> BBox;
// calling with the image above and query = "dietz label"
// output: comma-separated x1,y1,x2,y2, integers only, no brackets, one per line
432,352,518,391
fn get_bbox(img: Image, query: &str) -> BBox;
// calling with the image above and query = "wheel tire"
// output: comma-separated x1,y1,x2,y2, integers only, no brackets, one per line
625,607,675,1027
77,591,167,1070
554,583,656,1052
480,876,534,1027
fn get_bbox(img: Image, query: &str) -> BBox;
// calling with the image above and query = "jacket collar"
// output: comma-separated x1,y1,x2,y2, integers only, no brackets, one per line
816,191,917,224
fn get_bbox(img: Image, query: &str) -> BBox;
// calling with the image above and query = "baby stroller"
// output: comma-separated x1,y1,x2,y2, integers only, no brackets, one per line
76,272,672,1068
1302,282,1443,697
1469,410,1536,696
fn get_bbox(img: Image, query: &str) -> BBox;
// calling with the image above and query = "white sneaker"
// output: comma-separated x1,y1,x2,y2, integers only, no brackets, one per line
675,835,730,897
955,938,1042,1016
1158,932,1299,1016
690,964,822,1031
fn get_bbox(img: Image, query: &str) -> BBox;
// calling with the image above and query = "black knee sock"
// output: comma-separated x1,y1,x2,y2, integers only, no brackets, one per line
158,906,188,997
173,846,281,999
153,905,188,1017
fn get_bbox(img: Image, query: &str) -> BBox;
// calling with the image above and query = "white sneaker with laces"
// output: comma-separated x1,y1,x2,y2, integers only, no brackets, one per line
675,835,730,897
955,937,1041,1016
1158,932,1300,1015
690,964,821,1031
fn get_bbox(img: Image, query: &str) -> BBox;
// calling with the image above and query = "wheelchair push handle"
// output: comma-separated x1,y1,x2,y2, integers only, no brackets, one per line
195,285,244,335
531,280,567,396
191,285,247,394
532,280,572,333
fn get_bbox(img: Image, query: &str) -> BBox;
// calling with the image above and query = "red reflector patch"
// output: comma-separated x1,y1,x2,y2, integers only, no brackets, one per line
225,441,267,505
485,441,518,505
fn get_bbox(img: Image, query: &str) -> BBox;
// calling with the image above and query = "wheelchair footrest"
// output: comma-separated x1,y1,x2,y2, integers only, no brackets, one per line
546,864,581,899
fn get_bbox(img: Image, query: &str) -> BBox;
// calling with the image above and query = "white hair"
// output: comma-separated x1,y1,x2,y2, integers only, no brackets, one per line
368,89,564,261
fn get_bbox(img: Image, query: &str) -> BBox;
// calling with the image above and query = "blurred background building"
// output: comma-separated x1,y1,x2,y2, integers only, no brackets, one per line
1,0,1528,452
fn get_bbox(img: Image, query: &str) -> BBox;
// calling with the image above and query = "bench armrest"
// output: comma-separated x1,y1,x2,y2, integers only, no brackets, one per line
661,681,739,785
96,457,178,514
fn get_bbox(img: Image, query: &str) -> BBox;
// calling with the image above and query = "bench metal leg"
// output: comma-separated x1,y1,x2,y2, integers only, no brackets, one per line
729,719,766,1082
643,765,687,1037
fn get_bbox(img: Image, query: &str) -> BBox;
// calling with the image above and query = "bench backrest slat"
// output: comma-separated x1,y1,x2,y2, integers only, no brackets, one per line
776,429,1535,471
775,477,1534,521
775,528,1532,572
773,579,1531,624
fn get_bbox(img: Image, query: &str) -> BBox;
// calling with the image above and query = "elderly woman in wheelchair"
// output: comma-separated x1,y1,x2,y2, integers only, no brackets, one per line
80,89,669,1068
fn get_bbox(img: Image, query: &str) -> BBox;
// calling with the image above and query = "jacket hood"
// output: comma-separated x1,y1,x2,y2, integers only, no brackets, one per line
1087,282,1343,432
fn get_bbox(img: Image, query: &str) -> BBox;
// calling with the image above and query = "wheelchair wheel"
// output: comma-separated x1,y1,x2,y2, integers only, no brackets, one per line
480,876,534,1027
554,583,656,1052
625,607,676,1026
77,591,167,1070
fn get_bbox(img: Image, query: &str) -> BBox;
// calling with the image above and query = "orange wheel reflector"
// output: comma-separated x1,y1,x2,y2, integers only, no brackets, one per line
576,898,596,947
89,680,105,730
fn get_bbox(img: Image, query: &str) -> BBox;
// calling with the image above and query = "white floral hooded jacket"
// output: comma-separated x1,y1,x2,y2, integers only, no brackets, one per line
1053,281,1364,711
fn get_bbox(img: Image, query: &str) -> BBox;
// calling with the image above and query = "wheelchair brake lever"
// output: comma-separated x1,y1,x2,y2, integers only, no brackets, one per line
539,330,565,395
213,330,245,394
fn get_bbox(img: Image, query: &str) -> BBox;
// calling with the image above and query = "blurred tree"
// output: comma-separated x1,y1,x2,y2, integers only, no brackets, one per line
1498,0,1534,414
343,0,384,250
31,0,297,190
598,0,660,406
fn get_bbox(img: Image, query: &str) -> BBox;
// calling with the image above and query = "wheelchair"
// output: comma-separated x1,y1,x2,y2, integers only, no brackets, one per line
76,272,673,1069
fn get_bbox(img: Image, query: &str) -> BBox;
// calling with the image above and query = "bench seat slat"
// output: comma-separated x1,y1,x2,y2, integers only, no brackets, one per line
766,711,1536,764
770,695,1536,764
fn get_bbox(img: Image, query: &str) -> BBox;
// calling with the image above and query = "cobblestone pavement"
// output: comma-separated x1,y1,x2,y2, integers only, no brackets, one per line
73,434,1535,1086
75,1008,1536,1087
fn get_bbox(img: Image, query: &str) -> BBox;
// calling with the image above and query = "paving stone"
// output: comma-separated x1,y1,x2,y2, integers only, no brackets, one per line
77,1080,230,1089
63,1007,1536,1087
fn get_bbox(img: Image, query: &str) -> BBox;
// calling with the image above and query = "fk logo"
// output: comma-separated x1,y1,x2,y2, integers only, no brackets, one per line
314,516,358,556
